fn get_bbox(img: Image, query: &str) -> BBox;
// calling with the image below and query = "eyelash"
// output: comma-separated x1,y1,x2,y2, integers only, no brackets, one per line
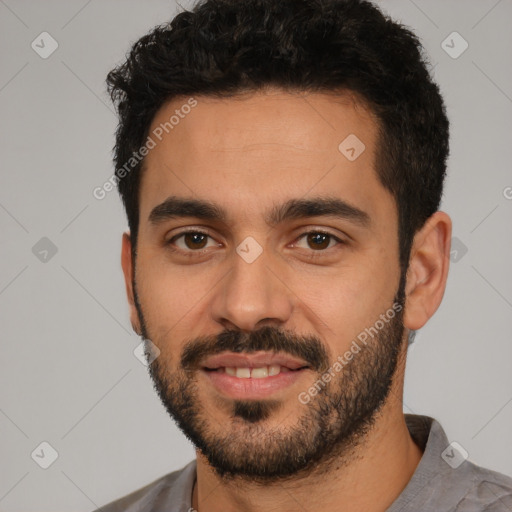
165,229,345,256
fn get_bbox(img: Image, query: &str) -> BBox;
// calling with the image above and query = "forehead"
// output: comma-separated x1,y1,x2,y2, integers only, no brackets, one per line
138,88,392,227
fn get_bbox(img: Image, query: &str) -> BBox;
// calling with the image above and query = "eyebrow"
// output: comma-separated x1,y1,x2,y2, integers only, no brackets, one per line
148,195,371,228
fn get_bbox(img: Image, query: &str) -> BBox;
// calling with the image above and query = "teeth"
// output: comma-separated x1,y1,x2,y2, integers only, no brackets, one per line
251,367,268,379
268,365,280,376
235,367,251,378
223,365,285,378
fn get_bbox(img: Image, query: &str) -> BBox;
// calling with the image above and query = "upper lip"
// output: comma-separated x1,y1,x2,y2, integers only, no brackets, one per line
201,351,310,370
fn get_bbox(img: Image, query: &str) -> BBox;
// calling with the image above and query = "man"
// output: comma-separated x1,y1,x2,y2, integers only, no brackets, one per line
98,0,512,510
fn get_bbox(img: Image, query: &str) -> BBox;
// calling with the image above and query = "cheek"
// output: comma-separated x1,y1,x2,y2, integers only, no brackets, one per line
291,259,399,351
135,254,206,335
135,234,400,355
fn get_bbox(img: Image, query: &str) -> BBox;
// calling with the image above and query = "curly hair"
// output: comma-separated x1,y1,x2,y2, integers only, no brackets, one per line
106,0,449,272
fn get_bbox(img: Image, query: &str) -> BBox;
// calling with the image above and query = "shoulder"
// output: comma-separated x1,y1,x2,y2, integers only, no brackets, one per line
393,415,512,512
92,459,196,512
452,461,512,511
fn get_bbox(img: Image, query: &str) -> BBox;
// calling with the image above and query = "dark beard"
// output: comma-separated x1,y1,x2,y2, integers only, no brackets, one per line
134,275,406,484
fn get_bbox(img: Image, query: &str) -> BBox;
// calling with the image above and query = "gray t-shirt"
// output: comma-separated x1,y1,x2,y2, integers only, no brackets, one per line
95,414,512,511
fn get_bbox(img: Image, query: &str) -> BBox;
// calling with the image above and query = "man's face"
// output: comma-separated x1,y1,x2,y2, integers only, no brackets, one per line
127,89,406,481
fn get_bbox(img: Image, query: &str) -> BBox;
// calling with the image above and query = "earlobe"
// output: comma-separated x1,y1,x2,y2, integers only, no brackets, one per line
403,211,452,331
121,232,142,335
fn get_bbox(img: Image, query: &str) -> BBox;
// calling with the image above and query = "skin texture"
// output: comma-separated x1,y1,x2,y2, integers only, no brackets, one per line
121,88,452,512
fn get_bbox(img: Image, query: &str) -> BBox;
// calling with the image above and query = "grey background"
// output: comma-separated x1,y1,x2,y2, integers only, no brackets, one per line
0,0,511,510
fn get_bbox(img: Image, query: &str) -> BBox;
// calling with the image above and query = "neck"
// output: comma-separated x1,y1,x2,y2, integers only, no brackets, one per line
192,359,423,512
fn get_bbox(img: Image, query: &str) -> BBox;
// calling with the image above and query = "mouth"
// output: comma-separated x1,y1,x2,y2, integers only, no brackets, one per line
199,352,311,399
203,365,309,379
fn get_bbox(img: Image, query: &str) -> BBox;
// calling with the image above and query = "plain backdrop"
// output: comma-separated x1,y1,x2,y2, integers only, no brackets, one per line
1,0,511,510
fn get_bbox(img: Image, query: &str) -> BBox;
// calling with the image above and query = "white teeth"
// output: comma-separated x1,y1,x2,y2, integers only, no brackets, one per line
223,365,284,378
235,367,251,378
268,365,281,376
251,367,268,379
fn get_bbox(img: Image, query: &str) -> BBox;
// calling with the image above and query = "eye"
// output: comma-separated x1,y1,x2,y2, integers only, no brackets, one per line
167,230,220,252
165,229,345,256
292,230,344,251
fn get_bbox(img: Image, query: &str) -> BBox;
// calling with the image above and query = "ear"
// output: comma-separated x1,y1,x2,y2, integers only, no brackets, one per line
121,232,142,335
403,211,452,331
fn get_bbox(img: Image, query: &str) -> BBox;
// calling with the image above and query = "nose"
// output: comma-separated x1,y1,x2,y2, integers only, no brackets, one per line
210,243,294,332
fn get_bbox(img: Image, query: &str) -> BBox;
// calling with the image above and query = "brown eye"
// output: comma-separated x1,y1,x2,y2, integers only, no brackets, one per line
183,232,208,249
168,231,218,252
294,231,343,251
306,232,331,250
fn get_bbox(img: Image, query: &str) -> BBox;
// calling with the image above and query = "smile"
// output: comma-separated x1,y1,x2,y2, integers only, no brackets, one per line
204,365,305,379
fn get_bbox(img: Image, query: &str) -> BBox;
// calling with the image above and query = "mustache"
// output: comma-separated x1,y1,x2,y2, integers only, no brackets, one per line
181,325,330,373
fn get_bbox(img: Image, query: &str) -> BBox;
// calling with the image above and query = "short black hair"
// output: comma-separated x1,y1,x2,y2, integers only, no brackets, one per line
106,0,449,272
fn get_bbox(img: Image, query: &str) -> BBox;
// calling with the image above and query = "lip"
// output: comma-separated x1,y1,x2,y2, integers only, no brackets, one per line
201,351,310,371
199,352,311,400
201,366,309,399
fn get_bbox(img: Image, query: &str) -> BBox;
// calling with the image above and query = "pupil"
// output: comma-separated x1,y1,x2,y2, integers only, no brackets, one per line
183,233,330,251
186,233,207,249
308,233,329,250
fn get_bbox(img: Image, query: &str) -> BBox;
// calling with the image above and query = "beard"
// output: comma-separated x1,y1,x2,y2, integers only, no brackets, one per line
133,274,406,484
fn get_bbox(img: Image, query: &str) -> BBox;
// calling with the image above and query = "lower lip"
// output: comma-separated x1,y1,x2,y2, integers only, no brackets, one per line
201,368,309,399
